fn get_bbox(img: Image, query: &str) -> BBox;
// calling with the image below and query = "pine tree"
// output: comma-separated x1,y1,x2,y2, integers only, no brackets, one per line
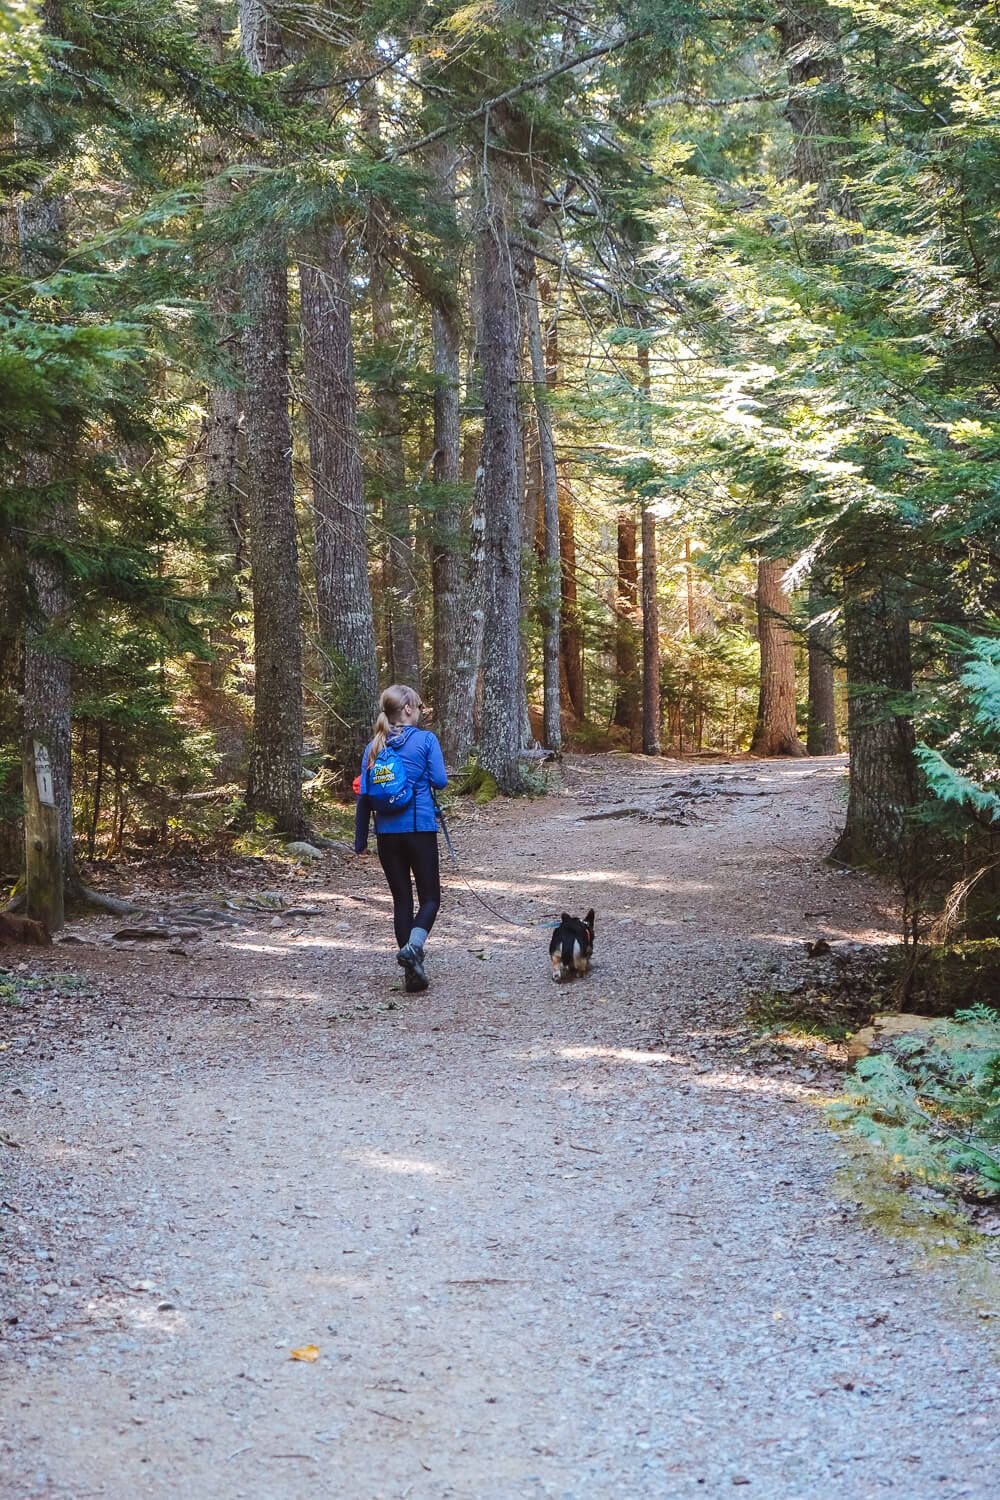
237,0,306,835
476,152,527,794
526,266,562,754
613,512,640,745
300,224,379,792
750,560,806,757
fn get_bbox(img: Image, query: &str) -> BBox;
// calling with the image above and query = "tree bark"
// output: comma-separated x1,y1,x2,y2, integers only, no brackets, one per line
239,0,306,834
641,504,661,756
364,117,420,688
516,408,535,753
544,310,584,722
430,291,464,755
613,511,640,743
447,250,487,765
830,561,917,867
199,7,246,711
424,139,465,755
637,342,660,756
0,554,23,875
22,536,71,930
806,573,839,754
778,3,851,223
476,175,525,794
558,481,585,720
449,461,488,767
750,558,807,756
526,267,561,754
18,169,75,924
299,226,379,793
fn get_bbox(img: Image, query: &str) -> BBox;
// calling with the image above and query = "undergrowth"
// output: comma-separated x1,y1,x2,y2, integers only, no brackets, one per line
832,1006,1000,1200
452,762,545,804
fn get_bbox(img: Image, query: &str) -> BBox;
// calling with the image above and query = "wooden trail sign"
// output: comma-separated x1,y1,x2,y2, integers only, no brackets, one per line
33,741,55,805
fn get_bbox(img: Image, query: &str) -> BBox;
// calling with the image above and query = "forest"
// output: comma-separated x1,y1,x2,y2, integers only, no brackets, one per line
1,0,998,940
5,4,1000,1492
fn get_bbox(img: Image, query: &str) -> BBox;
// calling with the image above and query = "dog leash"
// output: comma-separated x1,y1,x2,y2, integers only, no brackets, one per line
433,795,550,930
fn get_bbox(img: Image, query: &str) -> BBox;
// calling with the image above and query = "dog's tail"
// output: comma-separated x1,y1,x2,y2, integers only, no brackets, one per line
561,929,577,970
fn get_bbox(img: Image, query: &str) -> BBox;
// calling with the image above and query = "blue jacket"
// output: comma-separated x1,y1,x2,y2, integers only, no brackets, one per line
354,726,448,850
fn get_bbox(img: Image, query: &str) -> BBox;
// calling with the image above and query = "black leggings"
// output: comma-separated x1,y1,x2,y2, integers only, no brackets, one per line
376,832,441,949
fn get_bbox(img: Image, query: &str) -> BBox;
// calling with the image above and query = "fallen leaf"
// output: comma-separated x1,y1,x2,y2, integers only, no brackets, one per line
290,1344,320,1363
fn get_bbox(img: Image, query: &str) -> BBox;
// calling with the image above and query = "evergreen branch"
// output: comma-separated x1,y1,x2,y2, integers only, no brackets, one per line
387,29,646,161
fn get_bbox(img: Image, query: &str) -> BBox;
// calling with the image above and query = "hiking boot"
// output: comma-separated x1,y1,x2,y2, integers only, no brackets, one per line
404,970,429,994
396,942,427,985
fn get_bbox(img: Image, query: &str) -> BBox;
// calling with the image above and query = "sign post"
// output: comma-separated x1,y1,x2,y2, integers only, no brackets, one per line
23,737,64,933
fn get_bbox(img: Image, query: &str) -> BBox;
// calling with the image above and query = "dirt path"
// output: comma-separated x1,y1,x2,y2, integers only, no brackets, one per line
2,755,998,1499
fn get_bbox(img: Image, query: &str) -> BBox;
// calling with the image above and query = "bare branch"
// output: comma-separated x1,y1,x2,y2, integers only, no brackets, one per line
646,87,788,109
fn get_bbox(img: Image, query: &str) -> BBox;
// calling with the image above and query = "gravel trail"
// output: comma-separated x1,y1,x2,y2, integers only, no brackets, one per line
2,754,998,1499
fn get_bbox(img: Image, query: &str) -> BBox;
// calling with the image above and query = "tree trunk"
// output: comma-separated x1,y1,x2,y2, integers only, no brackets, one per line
558,482,584,720
778,3,851,222
239,0,305,834
449,461,488,767
365,157,420,687
544,308,584,722
430,292,464,756
299,226,379,793
750,558,807,756
641,504,661,756
199,10,246,712
476,180,525,794
830,561,917,867
202,379,244,690
0,555,23,875
807,573,839,754
18,171,75,923
526,267,561,754
425,141,465,754
447,250,487,766
613,511,639,744
637,342,660,756
684,536,696,636
516,408,535,753
22,530,71,931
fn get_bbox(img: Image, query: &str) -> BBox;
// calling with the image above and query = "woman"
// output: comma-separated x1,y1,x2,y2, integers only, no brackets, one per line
354,684,448,992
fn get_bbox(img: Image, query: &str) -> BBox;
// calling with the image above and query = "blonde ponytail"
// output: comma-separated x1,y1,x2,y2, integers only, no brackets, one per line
367,710,394,769
367,684,422,768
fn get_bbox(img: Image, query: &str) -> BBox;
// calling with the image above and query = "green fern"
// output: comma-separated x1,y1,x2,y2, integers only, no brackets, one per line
915,746,1000,824
914,633,1000,833
832,1007,1000,1198
960,638,1000,730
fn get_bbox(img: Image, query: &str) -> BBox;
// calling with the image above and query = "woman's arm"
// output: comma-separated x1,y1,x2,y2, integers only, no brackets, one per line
426,732,448,790
354,793,372,853
354,747,372,852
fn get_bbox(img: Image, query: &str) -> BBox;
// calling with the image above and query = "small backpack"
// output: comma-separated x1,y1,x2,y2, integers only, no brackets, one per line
363,731,415,814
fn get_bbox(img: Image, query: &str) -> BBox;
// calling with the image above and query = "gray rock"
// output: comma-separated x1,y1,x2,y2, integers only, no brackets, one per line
285,841,324,860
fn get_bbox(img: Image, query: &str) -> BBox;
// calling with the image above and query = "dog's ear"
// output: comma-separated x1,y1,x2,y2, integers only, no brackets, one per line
561,912,571,925
585,909,595,928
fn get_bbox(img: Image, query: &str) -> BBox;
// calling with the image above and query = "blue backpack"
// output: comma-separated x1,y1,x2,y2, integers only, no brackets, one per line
363,731,415,814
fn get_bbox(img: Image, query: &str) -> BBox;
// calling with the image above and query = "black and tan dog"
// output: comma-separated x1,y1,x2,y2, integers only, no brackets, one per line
549,909,595,983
